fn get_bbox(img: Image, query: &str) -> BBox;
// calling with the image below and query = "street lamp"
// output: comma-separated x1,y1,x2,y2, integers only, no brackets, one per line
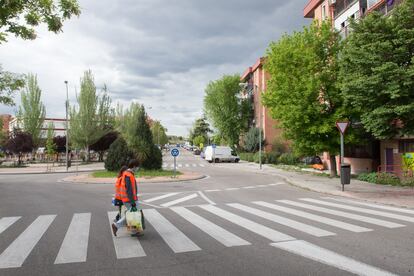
256,84,262,170
64,81,69,171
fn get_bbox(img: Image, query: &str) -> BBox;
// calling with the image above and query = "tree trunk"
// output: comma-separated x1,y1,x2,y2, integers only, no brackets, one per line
87,146,90,162
329,153,337,177
99,151,104,162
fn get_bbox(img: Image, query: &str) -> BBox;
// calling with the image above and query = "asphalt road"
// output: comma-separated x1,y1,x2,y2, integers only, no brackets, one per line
0,149,413,276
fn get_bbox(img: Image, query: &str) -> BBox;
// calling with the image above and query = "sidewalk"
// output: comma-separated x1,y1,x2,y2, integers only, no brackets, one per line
0,162,105,175
60,171,205,184
232,162,414,208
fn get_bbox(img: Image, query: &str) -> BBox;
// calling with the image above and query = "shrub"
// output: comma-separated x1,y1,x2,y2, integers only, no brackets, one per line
265,152,280,164
105,137,133,171
401,178,414,187
239,152,255,162
253,152,266,163
278,153,299,165
243,127,264,152
357,172,377,183
376,172,401,186
142,145,162,170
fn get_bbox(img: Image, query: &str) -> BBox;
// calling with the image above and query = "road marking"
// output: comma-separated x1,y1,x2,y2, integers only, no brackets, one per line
197,191,215,205
228,203,335,237
192,164,197,167
243,186,256,189
55,213,91,264
161,193,198,207
200,205,294,242
323,197,414,215
185,164,190,167
301,198,414,223
144,209,201,253
144,192,180,203
178,164,183,168
257,185,268,188
170,164,175,168
278,200,404,228
0,217,20,235
253,201,372,233
107,212,146,259
199,164,205,167
268,183,284,186
204,189,221,192
271,240,397,276
225,188,240,191
171,207,250,247
0,215,56,269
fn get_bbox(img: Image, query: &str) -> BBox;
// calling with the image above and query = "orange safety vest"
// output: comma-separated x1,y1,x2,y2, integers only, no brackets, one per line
120,170,138,203
114,176,123,201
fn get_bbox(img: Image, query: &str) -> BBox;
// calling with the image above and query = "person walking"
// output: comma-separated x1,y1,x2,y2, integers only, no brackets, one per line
111,159,140,236
113,165,128,222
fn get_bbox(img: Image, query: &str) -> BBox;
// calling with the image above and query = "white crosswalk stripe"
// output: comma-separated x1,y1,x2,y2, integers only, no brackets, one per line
171,207,250,247
228,203,335,237
323,197,414,215
200,205,294,242
278,200,404,228
107,212,146,259
271,240,397,276
160,193,198,207
144,209,201,253
253,201,372,233
0,215,56,269
162,163,207,168
0,217,20,235
55,213,91,264
144,192,180,203
301,198,414,223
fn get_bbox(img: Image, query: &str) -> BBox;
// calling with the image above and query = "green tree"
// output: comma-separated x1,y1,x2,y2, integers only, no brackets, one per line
340,0,414,139
104,137,133,171
204,74,251,148
151,121,168,146
70,70,112,161
45,122,56,158
0,117,7,148
192,135,205,148
263,20,343,176
18,73,46,148
0,0,81,42
0,66,25,106
189,117,211,144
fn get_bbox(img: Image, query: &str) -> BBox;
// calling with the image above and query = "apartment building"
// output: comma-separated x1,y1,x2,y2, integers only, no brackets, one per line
8,117,67,137
239,58,284,152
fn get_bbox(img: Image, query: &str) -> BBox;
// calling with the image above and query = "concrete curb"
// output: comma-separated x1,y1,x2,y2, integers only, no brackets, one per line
59,173,207,185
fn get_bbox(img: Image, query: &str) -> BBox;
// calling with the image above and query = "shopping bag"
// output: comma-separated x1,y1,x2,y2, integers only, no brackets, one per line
126,209,143,232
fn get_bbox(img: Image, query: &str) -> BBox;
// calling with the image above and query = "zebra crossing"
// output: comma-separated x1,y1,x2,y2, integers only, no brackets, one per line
162,163,206,168
0,197,413,275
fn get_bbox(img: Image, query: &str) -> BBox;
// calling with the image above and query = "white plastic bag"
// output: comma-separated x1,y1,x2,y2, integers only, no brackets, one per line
126,210,143,232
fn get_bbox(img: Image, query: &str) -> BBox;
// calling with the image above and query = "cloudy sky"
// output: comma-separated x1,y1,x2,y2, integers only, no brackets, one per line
0,0,309,136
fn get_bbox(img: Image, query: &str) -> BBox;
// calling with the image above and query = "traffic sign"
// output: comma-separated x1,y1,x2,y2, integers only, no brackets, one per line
212,144,216,149
336,121,350,134
171,148,180,157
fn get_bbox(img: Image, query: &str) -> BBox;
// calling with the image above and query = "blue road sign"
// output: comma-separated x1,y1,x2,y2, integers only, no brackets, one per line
212,144,216,149
171,148,180,157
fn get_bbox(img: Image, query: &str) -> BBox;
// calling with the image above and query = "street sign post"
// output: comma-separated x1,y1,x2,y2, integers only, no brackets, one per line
171,148,180,178
212,144,216,164
336,121,350,191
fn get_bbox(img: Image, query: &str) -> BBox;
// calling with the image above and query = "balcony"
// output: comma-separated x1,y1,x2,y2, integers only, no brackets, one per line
334,0,359,18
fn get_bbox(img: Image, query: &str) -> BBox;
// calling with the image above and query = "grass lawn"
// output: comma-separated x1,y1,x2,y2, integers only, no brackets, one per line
92,169,182,178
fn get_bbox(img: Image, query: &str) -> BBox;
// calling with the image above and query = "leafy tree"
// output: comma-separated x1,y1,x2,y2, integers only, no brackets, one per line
0,0,81,42
104,137,133,171
0,66,25,106
189,117,211,143
204,74,251,148
70,70,113,161
151,121,168,145
340,0,414,139
45,122,56,158
263,20,344,176
243,127,264,153
0,117,6,148
193,135,206,148
18,73,46,148
5,130,34,165
90,131,118,162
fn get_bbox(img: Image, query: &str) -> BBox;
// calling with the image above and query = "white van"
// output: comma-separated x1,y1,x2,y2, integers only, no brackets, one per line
204,146,240,163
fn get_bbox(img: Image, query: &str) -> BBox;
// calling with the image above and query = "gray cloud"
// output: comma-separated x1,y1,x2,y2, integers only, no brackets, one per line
0,0,309,135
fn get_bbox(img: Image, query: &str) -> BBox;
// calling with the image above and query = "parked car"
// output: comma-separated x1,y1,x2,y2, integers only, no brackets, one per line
204,146,240,163
193,149,201,155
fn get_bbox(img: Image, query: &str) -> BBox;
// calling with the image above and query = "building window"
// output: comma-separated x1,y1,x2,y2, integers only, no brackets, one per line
399,140,414,153
322,5,327,20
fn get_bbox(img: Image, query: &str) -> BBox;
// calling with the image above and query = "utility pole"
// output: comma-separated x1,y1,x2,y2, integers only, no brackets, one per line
257,85,262,170
65,81,69,171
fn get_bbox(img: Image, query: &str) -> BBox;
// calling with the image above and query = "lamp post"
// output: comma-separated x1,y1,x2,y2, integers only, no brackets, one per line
256,85,262,170
64,81,69,171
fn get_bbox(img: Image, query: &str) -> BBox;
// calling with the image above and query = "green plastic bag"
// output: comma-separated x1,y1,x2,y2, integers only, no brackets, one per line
126,209,143,232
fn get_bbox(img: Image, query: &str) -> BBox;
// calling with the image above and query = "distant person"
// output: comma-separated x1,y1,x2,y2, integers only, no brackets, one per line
113,165,128,222
111,159,140,236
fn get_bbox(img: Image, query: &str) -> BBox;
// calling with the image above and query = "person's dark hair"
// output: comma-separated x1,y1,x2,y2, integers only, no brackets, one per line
117,165,128,178
128,159,139,169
